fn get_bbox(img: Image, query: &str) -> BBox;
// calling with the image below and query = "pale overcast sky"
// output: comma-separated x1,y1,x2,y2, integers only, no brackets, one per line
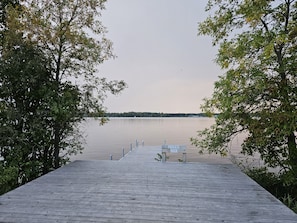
99,0,221,113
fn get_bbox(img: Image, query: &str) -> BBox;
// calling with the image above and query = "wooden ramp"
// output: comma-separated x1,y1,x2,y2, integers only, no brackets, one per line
1,146,297,222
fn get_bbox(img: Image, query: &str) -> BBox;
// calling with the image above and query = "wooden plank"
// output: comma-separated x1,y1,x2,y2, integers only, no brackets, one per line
119,145,161,162
1,151,297,222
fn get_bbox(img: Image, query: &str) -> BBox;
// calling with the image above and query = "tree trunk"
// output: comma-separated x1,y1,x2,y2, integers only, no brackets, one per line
288,132,297,175
53,123,60,169
42,146,49,174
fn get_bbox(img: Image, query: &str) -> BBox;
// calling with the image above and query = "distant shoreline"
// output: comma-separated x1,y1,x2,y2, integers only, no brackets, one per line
88,112,219,118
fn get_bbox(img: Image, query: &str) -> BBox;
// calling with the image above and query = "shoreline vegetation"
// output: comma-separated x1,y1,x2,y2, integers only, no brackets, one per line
88,112,219,118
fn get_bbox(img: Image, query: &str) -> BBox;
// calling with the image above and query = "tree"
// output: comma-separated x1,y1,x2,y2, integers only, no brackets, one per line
191,0,297,179
0,38,86,191
4,0,126,169
0,1,19,23
0,39,55,192
0,0,20,50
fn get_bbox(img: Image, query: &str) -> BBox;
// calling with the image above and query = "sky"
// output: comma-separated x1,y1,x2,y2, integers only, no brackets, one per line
99,0,222,113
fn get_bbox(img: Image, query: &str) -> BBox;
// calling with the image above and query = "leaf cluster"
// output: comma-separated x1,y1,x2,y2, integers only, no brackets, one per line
193,0,297,176
245,166,297,213
0,0,127,193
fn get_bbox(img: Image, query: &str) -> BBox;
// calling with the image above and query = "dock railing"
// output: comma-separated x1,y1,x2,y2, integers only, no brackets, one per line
110,141,187,163
110,139,144,160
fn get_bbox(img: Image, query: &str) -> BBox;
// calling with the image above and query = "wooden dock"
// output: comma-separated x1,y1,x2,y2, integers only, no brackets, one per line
119,145,161,162
1,145,297,222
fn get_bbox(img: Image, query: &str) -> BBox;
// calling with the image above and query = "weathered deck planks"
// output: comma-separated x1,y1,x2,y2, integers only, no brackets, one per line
119,145,161,162
1,146,297,222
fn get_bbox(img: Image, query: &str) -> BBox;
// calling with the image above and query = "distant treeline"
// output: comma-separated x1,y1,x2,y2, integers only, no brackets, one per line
88,112,217,118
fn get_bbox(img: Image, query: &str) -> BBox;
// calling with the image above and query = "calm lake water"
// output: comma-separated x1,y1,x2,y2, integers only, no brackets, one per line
73,117,245,161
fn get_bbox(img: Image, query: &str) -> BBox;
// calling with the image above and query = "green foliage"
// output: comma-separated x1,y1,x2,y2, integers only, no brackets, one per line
0,0,20,40
245,167,284,197
0,0,127,194
0,163,18,195
3,0,126,168
244,166,297,213
282,194,297,213
192,0,297,181
0,40,55,183
11,0,126,169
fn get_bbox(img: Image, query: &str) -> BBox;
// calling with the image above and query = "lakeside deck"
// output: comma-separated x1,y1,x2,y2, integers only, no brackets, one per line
1,145,297,222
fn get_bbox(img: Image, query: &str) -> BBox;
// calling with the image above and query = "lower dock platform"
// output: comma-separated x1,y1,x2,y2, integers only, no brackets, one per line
0,146,296,222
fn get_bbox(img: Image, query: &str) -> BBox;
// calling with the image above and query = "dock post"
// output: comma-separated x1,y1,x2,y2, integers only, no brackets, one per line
136,140,138,147
162,151,166,163
130,143,132,151
183,152,187,163
142,140,144,146
110,155,113,160
122,148,125,157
